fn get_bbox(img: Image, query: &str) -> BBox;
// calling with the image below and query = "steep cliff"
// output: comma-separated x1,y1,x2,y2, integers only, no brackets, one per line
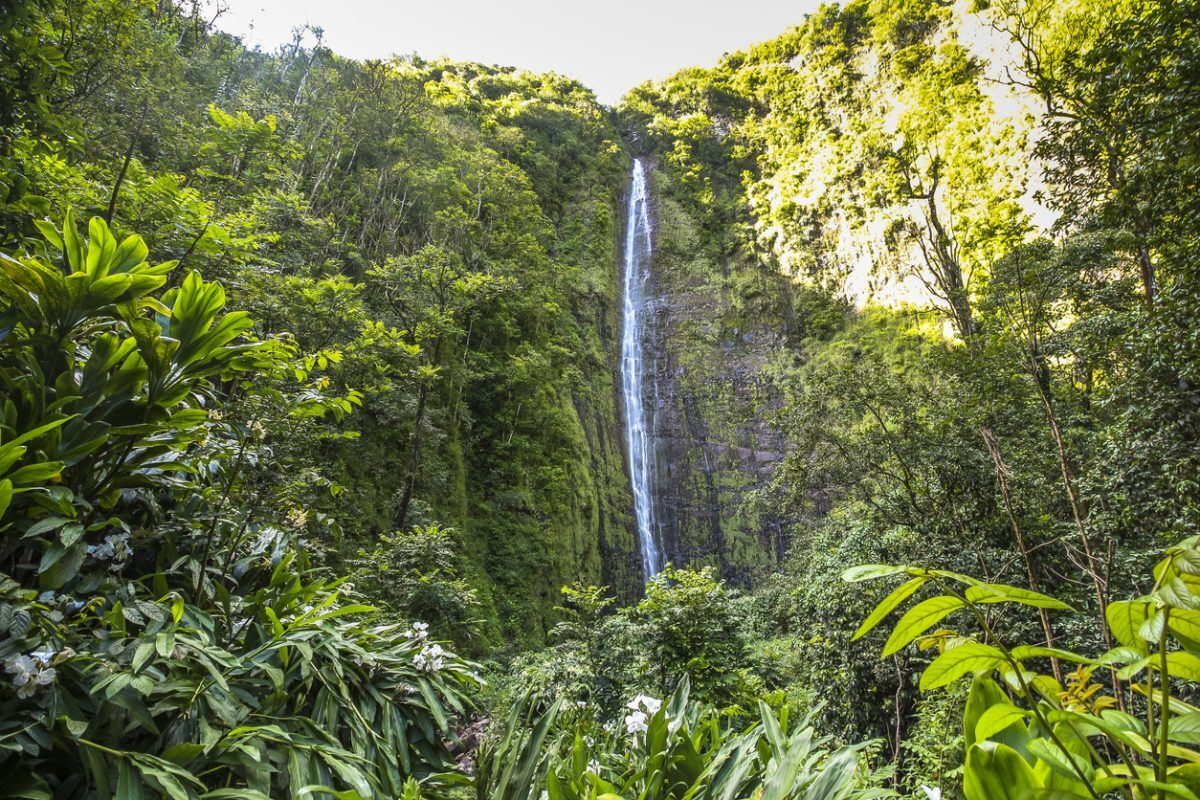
635,166,799,583
619,0,1043,581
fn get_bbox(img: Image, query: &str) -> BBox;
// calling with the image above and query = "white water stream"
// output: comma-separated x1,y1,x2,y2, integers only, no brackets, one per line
620,159,663,578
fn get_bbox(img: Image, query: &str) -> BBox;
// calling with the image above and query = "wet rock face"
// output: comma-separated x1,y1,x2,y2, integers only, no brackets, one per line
633,171,794,585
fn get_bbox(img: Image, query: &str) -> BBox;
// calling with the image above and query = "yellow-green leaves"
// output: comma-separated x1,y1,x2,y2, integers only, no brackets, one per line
1,210,175,339
841,564,910,582
973,704,1031,743
963,742,1040,800
965,583,1074,611
845,563,1074,657
921,642,1005,690
852,576,927,640
1107,600,1154,651
883,595,964,656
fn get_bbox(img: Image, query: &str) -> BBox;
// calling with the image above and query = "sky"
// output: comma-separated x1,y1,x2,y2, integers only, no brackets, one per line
212,0,827,105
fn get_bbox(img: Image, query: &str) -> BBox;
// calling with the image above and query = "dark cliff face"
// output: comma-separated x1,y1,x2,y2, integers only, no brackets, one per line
637,166,797,584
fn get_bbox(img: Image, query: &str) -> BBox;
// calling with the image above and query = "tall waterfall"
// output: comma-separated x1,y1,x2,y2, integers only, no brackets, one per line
621,159,663,579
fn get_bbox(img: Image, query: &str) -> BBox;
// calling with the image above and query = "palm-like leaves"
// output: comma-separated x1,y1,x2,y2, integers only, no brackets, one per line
0,210,174,339
479,679,892,800
0,217,481,798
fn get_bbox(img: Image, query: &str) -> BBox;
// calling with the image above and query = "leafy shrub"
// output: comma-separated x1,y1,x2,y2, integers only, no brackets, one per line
0,214,480,798
498,569,762,723
353,523,487,649
476,678,895,800
848,537,1200,800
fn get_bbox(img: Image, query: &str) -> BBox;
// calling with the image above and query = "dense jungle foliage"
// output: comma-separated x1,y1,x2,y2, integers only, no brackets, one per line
0,0,1198,798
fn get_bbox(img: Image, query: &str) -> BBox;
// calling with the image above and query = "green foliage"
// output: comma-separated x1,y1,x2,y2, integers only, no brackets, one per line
635,566,759,709
3,1,1200,798
353,524,487,649
477,679,895,800
0,215,480,797
850,537,1200,800
500,569,763,722
0,0,638,647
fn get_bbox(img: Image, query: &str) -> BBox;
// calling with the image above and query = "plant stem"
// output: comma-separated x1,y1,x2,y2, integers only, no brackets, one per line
939,579,1124,800
1158,607,1171,800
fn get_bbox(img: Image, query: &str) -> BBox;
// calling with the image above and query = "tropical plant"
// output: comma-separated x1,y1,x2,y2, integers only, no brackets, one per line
846,536,1200,800
0,213,481,798
477,678,894,800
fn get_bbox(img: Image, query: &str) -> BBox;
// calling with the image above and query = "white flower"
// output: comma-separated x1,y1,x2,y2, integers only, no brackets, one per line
5,653,56,698
587,759,600,775
922,786,942,800
624,709,648,736
413,641,445,673
404,621,430,642
6,655,36,684
90,532,131,569
37,591,55,603
626,694,662,716
30,648,56,667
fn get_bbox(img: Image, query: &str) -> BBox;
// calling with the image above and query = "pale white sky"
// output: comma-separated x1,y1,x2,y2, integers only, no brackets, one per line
213,0,828,105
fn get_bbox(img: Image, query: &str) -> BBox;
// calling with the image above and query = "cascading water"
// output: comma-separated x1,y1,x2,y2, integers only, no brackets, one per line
621,158,663,579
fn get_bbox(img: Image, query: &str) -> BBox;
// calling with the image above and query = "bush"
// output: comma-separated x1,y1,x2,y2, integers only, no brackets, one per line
0,214,480,798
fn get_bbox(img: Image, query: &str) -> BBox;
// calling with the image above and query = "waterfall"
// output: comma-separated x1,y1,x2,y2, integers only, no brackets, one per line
621,159,663,579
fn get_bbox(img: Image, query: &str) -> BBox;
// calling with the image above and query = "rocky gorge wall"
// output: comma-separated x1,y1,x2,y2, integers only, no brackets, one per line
635,165,801,584
614,0,1047,586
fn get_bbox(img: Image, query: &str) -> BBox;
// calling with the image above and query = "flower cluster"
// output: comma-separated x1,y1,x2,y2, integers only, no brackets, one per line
37,590,84,622
414,643,444,673
405,622,444,673
88,532,131,570
6,648,58,699
623,694,662,740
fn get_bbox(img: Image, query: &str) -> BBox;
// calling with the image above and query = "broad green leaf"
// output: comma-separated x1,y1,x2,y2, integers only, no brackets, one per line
1141,610,1167,642
964,742,1041,800
1027,737,1093,783
853,576,927,640
841,564,908,583
1107,601,1153,652
1171,610,1200,648
1166,652,1200,681
883,595,963,656
966,677,1026,750
975,704,1031,743
7,460,64,485
1010,646,1096,665
921,642,1006,690
965,583,1074,611
34,219,64,251
1171,712,1200,745
62,209,85,272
